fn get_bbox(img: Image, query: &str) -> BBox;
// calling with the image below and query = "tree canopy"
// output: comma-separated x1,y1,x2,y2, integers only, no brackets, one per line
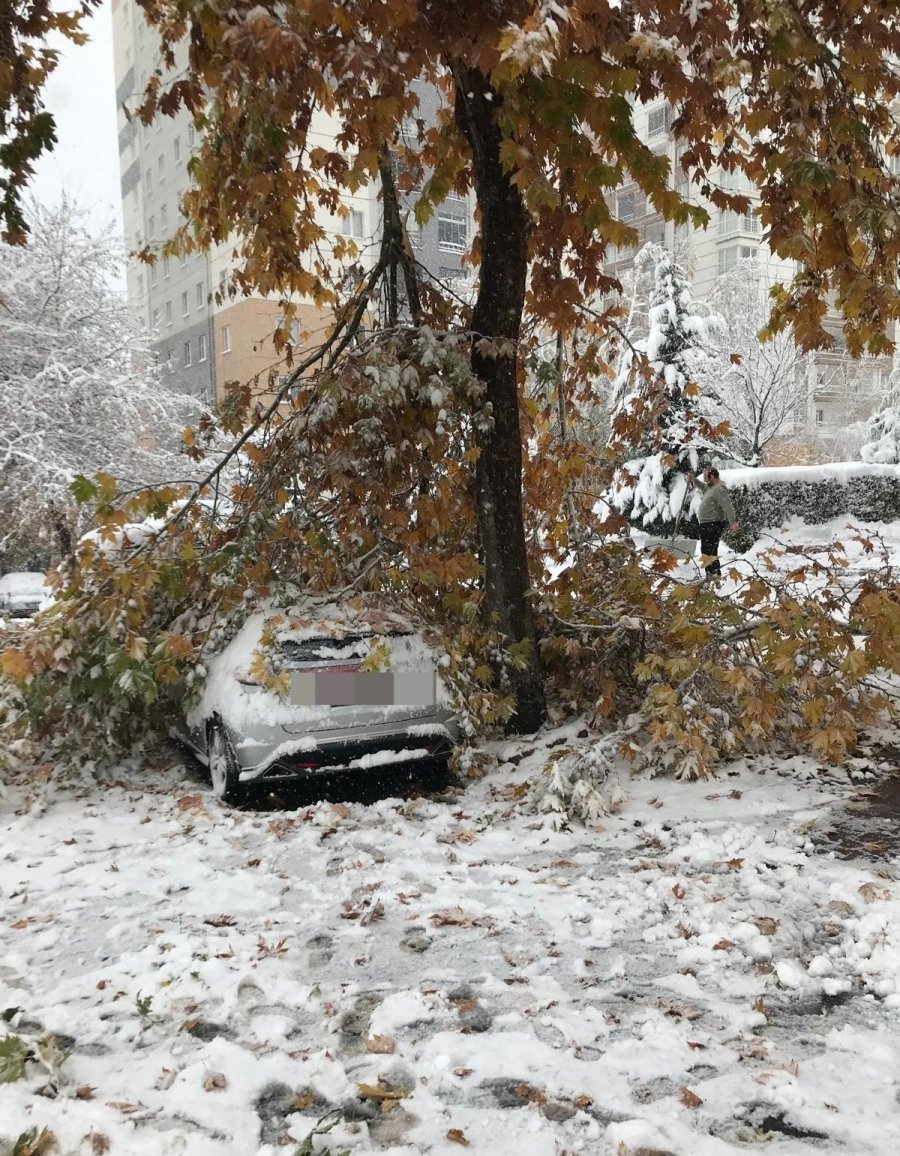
0,201,200,567
0,0,100,243
3,0,900,789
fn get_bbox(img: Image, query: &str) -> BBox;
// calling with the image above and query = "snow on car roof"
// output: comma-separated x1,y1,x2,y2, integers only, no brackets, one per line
0,571,47,594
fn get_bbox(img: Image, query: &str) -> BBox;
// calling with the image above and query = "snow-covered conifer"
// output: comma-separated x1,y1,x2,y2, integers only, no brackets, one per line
860,367,900,464
610,253,722,529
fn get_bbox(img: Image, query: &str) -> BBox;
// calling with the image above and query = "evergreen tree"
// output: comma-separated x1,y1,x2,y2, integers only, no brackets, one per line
610,255,724,530
860,367,900,464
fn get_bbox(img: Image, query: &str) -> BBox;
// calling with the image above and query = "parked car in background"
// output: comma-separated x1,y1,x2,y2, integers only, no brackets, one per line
175,601,460,803
0,572,48,619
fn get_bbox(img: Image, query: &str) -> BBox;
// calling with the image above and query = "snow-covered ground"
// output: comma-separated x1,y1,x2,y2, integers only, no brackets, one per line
638,513,900,593
3,730,900,1156
4,513,900,1156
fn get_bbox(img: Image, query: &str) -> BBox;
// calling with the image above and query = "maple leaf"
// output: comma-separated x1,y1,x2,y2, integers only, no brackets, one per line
366,1034,396,1054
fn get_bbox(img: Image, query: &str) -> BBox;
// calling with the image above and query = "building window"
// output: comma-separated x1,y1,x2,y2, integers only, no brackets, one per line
165,301,173,326
437,214,467,253
174,137,181,163
163,254,171,278
187,123,196,148
198,334,208,362
717,244,758,275
157,154,164,182
718,208,759,236
439,266,463,281
137,273,144,297
222,325,232,353
181,291,189,316
218,269,228,291
148,214,155,239
180,251,188,267
644,220,665,246
616,190,635,222
341,209,365,238
196,281,204,308
166,350,175,374
406,220,422,248
815,407,825,425
391,153,423,193
150,263,158,288
285,317,302,345
183,340,192,367
160,205,168,231
647,104,670,137
152,308,159,329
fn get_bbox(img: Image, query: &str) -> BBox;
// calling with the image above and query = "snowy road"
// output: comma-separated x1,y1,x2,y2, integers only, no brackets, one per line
3,738,900,1155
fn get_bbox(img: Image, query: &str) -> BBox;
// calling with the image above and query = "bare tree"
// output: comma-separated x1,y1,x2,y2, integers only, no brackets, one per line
0,200,201,566
700,259,818,464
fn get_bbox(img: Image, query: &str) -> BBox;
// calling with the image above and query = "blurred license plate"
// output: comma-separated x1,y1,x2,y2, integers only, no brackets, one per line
290,671,436,706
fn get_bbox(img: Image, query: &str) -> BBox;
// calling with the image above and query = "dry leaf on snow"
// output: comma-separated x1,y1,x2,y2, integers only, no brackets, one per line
203,914,236,927
447,1128,470,1146
175,793,204,813
357,1082,409,1100
202,1071,227,1091
680,1087,703,1108
429,906,494,929
753,916,778,936
366,1034,396,1054
12,1126,57,1156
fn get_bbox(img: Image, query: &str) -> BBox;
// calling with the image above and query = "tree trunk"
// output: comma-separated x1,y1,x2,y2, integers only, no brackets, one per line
452,64,546,734
49,503,73,558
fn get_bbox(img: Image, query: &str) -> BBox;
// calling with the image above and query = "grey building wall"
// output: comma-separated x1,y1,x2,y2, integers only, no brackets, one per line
399,82,472,290
113,2,216,405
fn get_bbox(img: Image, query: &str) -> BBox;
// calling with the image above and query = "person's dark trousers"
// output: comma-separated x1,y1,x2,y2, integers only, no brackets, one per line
699,520,727,577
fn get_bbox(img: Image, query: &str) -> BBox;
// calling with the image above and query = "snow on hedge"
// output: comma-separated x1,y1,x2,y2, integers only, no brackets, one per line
721,461,900,489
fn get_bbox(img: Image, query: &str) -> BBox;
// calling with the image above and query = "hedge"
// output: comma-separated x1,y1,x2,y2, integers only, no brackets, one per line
721,463,900,549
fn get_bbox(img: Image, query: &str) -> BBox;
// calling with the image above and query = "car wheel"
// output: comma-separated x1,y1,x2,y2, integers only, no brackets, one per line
207,723,244,805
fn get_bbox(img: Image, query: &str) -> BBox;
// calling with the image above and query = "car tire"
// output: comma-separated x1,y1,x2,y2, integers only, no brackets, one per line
207,722,244,805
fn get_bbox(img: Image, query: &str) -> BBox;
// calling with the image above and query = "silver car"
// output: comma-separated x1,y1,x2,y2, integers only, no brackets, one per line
0,572,48,619
176,602,459,803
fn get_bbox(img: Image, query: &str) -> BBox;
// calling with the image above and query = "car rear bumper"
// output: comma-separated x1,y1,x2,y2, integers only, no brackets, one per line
240,732,456,783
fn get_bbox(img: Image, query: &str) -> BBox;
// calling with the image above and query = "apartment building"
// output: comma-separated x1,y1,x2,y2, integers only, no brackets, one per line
111,0,471,405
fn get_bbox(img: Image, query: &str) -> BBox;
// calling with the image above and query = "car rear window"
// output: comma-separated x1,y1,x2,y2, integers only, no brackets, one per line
280,633,409,666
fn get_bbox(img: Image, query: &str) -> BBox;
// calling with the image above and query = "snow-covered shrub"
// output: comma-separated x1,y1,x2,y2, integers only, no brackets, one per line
532,736,626,827
860,399,900,465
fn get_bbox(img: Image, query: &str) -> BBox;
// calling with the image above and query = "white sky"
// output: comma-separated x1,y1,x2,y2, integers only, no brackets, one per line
28,3,123,237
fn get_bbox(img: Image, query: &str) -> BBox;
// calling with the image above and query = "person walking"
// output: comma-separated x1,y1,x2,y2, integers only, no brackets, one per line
687,467,739,579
